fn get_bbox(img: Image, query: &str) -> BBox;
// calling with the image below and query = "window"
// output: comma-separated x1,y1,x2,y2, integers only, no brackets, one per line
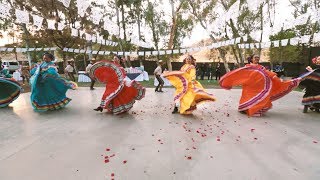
9,62,18,65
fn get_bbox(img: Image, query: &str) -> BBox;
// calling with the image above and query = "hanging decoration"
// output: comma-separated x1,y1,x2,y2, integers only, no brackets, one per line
15,9,29,24
76,0,90,17
32,15,44,30
58,0,71,8
0,3,11,18
47,20,56,30
58,22,66,31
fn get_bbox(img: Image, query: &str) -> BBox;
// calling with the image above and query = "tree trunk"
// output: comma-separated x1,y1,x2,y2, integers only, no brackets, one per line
21,24,32,66
120,3,126,41
137,8,143,66
166,0,176,71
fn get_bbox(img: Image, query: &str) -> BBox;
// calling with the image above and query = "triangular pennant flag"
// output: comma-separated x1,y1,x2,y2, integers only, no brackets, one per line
85,33,92,41
265,42,271,48
7,48,14,52
58,0,71,8
0,3,11,18
76,0,90,17
15,9,29,24
313,32,320,43
58,22,66,31
281,39,289,46
47,20,56,30
273,41,279,47
300,35,311,44
243,35,248,42
235,37,241,44
290,38,299,45
32,14,43,30
71,28,78,36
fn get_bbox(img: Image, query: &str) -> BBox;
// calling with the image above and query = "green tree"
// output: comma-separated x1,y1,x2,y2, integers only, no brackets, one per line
269,29,303,64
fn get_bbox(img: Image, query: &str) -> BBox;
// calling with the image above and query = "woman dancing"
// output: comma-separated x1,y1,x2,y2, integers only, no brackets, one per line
219,55,301,116
0,60,23,107
91,55,145,114
300,56,320,113
163,55,216,114
30,53,77,112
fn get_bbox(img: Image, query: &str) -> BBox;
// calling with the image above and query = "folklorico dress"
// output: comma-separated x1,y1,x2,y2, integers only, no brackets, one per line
299,66,320,111
30,61,77,112
0,68,23,107
163,64,216,114
219,64,301,116
90,61,145,114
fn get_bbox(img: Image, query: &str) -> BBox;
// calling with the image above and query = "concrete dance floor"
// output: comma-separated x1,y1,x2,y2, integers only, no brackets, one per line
0,88,319,180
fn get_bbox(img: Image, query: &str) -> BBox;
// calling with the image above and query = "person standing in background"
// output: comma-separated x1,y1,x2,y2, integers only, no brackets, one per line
86,59,96,90
215,63,221,81
65,60,75,82
20,62,31,85
154,60,164,92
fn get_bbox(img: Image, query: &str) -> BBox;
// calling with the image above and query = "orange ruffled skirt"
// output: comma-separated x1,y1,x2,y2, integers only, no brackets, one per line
219,65,300,116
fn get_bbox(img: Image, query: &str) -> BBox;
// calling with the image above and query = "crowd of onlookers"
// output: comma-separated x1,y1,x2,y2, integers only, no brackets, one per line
195,63,222,81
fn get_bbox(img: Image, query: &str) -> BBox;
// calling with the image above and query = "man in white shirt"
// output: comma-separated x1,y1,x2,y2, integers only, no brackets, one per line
65,60,75,82
86,59,96,90
154,60,164,92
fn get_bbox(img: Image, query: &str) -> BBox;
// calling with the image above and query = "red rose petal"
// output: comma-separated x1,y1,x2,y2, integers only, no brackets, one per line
111,173,115,177
251,128,255,132
254,138,258,140
104,159,109,163
187,156,192,160
313,141,318,143
106,148,110,151
123,160,127,164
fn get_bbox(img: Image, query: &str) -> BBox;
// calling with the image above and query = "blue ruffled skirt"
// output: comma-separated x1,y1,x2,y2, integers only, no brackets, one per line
30,67,77,112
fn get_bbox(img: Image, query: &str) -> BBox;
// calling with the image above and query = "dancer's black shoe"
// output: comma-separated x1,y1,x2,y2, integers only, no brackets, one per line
172,107,178,114
303,105,308,113
94,106,103,112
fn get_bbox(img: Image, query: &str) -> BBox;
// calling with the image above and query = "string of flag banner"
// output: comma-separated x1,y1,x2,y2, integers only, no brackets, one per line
1,32,319,55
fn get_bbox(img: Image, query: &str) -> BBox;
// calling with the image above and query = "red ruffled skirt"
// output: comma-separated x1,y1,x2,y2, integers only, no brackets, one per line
90,61,145,114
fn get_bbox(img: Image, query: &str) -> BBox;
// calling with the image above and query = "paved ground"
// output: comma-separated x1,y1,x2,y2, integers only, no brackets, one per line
0,88,319,180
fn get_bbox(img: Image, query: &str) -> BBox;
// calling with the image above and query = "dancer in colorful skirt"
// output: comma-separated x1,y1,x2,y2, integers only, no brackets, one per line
30,53,77,112
91,56,145,114
300,56,320,113
219,55,301,117
163,55,216,114
0,60,23,107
